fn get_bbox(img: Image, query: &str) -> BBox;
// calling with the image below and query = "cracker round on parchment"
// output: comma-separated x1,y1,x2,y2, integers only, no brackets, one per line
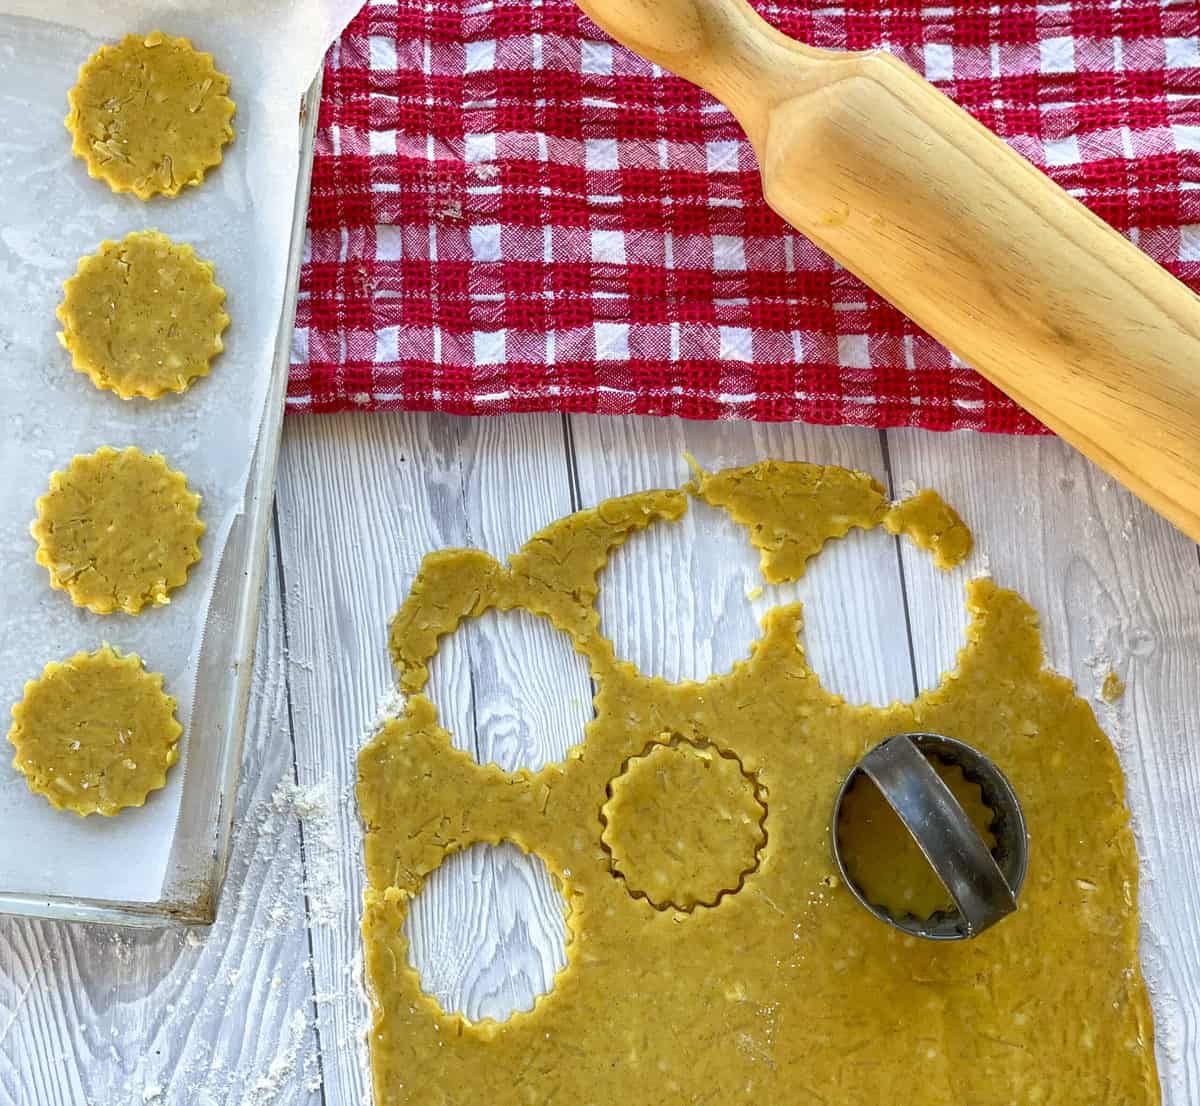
31,446,205,615
57,229,229,400
66,30,235,200
8,645,182,817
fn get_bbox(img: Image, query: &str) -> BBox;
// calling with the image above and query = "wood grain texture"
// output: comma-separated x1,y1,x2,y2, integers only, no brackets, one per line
574,0,1200,542
569,416,917,705
403,844,569,1023
0,540,322,1106
427,608,593,770
886,428,1200,1104
8,411,1200,1106
275,412,460,1106
273,412,583,1091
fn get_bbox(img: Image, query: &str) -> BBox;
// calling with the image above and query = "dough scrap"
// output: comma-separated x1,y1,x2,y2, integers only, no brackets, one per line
884,487,973,569
57,230,229,400
65,31,235,199
601,737,766,911
8,645,181,816
359,461,1159,1105
32,446,204,615
692,459,887,582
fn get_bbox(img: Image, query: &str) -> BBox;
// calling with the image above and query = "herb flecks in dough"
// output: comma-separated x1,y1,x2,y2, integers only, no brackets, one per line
601,737,766,911
884,487,973,569
692,459,889,582
58,230,228,400
836,758,996,918
66,31,235,199
32,446,204,615
358,465,1159,1106
8,645,181,817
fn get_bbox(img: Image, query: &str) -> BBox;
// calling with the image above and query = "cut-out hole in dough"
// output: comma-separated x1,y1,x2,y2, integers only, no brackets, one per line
791,526,918,707
404,842,570,1023
426,608,593,770
792,520,969,700
598,499,769,682
892,530,978,699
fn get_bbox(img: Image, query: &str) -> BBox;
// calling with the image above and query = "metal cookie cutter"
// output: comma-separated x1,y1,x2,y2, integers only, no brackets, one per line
831,733,1029,940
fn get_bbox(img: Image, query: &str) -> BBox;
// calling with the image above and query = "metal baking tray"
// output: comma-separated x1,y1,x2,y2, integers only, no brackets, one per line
0,37,322,926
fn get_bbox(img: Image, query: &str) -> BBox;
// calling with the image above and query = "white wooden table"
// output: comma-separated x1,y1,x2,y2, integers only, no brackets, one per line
2,412,1199,1106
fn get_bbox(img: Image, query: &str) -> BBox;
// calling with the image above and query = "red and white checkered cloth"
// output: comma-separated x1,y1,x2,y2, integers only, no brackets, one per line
290,0,1200,431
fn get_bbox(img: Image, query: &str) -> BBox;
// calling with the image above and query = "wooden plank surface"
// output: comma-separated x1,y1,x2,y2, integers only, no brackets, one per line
1,411,1198,1105
569,417,915,703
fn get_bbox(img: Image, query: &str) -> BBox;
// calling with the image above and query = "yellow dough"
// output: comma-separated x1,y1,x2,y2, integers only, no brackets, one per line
8,645,181,816
693,459,888,582
57,230,229,400
65,31,235,199
358,461,1159,1106
601,737,766,910
883,487,974,570
836,758,997,919
32,446,204,615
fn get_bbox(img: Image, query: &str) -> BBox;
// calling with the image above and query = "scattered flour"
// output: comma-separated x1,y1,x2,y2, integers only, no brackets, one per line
368,682,407,740
243,1008,310,1106
269,779,346,929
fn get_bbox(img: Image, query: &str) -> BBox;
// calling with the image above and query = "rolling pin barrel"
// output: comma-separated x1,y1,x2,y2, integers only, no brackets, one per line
576,0,1200,542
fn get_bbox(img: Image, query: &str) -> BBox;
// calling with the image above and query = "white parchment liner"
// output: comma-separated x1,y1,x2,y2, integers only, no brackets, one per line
0,2,361,904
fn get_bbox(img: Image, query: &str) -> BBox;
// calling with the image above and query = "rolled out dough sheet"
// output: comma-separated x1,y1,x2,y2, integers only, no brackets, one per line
358,461,1158,1106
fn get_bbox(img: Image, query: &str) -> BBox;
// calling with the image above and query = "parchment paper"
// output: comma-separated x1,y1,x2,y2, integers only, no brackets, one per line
0,2,360,905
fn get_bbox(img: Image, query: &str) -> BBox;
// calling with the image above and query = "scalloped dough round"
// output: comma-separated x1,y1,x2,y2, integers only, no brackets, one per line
65,30,235,199
8,645,182,817
32,446,204,615
601,738,765,910
57,230,229,400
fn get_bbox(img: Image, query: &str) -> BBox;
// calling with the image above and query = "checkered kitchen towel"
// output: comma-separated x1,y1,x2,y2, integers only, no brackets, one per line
290,0,1200,430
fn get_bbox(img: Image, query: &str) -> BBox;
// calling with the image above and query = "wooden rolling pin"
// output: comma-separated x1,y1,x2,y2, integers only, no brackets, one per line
574,0,1200,542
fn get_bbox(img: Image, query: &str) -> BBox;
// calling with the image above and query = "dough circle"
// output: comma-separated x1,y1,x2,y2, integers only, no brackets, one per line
65,30,235,199
57,230,229,400
8,645,182,817
601,737,765,910
31,446,204,615
836,758,996,919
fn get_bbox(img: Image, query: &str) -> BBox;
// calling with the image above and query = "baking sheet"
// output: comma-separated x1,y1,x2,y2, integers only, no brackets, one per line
0,2,359,909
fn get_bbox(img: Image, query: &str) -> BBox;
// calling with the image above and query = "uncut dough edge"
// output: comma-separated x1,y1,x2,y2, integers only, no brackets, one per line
357,463,1160,1106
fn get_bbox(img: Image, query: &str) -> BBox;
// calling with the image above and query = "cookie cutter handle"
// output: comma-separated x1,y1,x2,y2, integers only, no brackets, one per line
859,734,1018,937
